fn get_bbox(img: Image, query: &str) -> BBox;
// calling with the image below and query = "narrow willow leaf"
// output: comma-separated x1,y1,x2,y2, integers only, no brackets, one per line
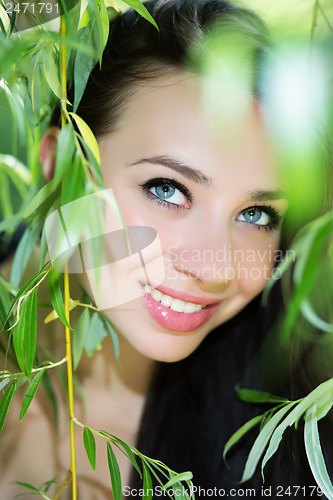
122,0,158,29
142,461,153,500
0,382,15,433
0,378,11,391
83,427,96,470
73,31,97,113
0,276,12,328
48,269,72,330
98,0,110,59
23,181,57,218
236,388,289,404
10,222,42,288
73,309,90,370
54,124,76,186
163,472,193,490
261,379,333,476
19,370,44,421
223,413,264,465
13,481,40,492
103,432,141,478
23,288,37,376
85,312,106,357
304,405,333,498
61,152,85,206
13,304,27,374
241,402,295,483
69,112,100,165
43,46,61,99
4,263,50,331
104,318,120,361
107,441,122,500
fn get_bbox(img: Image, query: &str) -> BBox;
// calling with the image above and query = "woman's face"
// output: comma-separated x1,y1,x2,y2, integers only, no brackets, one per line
92,74,287,362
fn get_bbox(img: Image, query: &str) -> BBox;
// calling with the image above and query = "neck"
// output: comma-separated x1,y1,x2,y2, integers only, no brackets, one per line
76,332,156,398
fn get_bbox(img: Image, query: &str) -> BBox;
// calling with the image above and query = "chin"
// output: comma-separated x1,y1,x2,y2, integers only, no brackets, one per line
128,327,207,363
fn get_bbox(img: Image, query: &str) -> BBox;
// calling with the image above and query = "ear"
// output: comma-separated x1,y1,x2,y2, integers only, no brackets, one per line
39,127,60,182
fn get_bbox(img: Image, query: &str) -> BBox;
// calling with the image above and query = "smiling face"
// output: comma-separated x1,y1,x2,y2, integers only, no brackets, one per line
90,73,287,362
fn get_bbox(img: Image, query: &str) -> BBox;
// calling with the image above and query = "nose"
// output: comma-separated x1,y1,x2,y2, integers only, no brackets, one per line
168,223,235,286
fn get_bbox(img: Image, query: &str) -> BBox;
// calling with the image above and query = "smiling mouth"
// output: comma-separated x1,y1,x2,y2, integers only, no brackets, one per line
141,283,209,314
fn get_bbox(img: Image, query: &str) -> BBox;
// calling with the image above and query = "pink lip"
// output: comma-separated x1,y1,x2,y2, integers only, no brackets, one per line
140,283,221,333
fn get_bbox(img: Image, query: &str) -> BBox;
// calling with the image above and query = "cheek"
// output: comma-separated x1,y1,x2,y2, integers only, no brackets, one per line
233,232,280,296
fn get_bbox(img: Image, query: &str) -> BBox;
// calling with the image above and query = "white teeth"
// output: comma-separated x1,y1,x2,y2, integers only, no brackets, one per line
160,294,172,308
144,284,152,294
151,289,163,302
142,283,205,313
171,298,185,313
183,302,197,314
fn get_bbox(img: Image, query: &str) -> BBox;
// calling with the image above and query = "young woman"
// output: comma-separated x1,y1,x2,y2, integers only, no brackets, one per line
1,0,331,498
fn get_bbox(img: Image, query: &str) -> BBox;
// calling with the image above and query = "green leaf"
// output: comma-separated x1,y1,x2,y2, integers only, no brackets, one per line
0,378,11,392
304,404,333,498
142,461,153,500
107,441,122,500
241,402,296,483
23,288,37,376
223,413,264,465
48,269,72,330
19,370,45,421
260,381,333,476
69,112,100,165
236,388,289,404
101,432,141,478
61,152,85,206
85,312,106,357
0,382,15,433
13,303,27,374
122,0,158,30
54,124,76,186
10,221,43,288
3,263,49,331
163,472,193,490
43,46,61,99
83,427,96,470
104,317,120,361
22,181,58,219
73,308,90,370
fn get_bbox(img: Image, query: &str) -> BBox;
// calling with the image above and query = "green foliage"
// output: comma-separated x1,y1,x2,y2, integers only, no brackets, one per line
83,426,96,470
0,382,15,433
13,288,37,376
19,369,45,420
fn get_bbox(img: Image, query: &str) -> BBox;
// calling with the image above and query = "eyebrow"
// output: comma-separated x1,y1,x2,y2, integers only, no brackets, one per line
243,189,287,202
129,155,286,200
129,156,213,187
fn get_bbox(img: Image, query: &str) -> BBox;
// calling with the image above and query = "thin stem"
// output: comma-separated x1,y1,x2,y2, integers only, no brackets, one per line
0,357,67,379
64,264,77,499
60,6,77,497
53,469,72,500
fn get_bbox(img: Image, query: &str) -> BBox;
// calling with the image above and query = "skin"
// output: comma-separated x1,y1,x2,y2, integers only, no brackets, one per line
0,72,288,499
90,73,288,362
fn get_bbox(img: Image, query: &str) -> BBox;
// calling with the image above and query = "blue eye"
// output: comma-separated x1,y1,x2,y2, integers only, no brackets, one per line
140,178,192,209
154,184,176,199
237,205,282,231
238,208,269,225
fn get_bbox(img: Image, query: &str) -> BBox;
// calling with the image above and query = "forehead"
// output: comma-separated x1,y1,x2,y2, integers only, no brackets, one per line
100,74,281,191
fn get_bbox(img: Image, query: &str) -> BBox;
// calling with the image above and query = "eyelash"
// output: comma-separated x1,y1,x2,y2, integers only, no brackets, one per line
240,204,283,232
139,178,283,232
139,177,192,210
